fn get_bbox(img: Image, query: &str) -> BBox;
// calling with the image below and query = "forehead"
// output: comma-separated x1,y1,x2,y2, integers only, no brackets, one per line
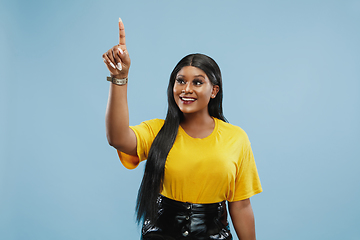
177,66,208,78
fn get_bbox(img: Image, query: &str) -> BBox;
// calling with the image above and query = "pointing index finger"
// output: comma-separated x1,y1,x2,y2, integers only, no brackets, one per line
118,18,126,46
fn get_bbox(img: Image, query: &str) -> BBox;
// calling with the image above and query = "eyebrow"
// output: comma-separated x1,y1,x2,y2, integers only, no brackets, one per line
177,74,205,79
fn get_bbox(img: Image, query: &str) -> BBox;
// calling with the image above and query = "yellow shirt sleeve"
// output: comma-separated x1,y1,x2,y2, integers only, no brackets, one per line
230,143,262,201
117,119,164,169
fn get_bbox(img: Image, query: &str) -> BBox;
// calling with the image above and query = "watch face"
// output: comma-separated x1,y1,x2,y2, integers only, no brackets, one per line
115,78,127,85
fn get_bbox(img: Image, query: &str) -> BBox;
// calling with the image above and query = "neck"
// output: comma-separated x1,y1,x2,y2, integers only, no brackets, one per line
181,111,213,126
180,111,215,139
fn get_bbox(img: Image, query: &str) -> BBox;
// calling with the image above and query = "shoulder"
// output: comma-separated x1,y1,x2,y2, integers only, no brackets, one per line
130,119,165,141
216,119,250,144
142,118,165,127
137,118,165,135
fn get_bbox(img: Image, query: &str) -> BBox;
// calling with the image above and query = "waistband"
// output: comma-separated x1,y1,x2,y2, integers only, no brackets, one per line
158,195,224,213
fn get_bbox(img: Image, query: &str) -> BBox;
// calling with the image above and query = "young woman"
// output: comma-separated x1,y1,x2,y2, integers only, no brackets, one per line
103,18,262,240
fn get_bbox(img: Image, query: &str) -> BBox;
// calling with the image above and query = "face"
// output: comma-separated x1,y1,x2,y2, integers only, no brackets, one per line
173,66,219,115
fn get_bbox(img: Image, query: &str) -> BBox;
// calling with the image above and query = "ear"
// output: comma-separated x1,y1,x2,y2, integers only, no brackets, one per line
211,85,219,98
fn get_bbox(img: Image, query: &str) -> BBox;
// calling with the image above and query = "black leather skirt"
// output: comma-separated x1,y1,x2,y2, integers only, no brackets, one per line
141,195,232,240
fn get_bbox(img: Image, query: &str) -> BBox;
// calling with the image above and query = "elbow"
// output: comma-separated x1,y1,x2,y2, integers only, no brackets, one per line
107,138,116,147
106,133,130,152
106,127,123,148
106,134,122,149
106,128,136,154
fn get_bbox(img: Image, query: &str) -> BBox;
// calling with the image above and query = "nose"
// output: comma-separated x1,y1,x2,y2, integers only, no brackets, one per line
183,82,193,94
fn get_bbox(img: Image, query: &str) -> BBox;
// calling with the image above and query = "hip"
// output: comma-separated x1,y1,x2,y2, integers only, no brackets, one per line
142,195,232,240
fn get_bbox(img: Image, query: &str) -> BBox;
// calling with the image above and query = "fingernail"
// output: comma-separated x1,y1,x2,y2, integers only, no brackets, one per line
117,63,122,71
118,47,124,55
109,62,116,69
119,17,122,23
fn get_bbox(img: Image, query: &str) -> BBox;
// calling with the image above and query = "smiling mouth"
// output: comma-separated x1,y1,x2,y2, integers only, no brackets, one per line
180,96,196,103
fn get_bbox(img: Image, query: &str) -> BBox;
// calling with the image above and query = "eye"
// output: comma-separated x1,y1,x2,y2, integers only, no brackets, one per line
193,79,204,86
176,78,186,84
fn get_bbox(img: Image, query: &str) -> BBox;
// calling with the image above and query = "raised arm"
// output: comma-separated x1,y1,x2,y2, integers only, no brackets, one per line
102,18,137,155
228,199,256,240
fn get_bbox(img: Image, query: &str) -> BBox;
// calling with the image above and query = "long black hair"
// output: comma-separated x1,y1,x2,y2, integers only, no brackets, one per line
135,53,227,223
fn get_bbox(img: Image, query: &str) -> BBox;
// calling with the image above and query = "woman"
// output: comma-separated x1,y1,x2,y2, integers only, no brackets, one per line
103,18,262,240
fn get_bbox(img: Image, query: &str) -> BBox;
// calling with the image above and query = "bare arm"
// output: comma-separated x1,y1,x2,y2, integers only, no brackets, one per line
102,18,136,155
228,199,256,240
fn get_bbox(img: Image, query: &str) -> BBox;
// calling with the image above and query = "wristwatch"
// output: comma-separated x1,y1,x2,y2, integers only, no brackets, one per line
107,76,128,85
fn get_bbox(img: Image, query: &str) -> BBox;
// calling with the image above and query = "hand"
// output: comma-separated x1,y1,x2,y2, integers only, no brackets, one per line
102,18,131,79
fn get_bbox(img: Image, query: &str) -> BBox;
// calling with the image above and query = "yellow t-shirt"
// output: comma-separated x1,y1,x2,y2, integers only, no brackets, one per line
118,118,262,203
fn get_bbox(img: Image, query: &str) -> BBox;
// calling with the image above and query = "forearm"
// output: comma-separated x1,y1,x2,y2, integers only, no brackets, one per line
105,81,131,148
228,199,256,240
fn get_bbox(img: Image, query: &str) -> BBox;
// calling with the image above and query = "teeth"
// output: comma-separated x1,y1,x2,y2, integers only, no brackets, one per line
181,97,196,101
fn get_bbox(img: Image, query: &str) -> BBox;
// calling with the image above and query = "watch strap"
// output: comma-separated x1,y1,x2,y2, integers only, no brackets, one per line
107,76,128,85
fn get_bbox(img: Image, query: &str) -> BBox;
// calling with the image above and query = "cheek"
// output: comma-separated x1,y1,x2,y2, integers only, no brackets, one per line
202,87,213,98
173,86,180,102
173,84,184,96
173,86,178,97
173,84,179,93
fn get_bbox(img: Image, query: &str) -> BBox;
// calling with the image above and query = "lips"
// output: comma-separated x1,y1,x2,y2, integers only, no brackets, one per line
180,96,197,104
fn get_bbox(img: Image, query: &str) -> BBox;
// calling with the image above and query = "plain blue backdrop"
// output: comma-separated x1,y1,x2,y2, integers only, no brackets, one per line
1,0,359,239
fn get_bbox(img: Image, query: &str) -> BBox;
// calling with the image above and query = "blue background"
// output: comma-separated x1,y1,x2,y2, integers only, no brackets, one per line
1,0,359,239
